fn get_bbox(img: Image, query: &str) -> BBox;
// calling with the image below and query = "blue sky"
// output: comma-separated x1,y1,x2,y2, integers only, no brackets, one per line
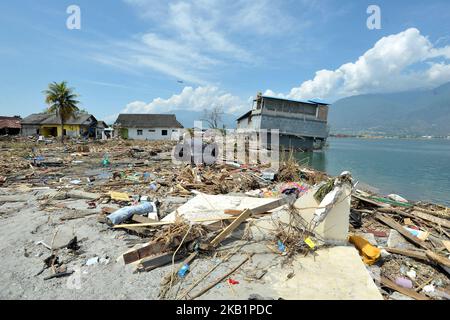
1,0,450,122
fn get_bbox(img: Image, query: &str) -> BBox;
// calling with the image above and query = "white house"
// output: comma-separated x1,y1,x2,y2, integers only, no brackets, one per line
113,114,184,140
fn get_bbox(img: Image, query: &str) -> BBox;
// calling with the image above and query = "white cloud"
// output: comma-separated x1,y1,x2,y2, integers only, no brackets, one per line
268,28,450,101
121,86,248,115
113,0,315,83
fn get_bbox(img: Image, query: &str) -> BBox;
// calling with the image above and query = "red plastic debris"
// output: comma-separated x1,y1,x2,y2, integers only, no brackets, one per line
228,278,239,285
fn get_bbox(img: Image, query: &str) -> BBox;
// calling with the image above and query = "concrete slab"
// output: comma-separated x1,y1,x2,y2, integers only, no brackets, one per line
162,193,284,223
199,246,383,300
387,229,417,250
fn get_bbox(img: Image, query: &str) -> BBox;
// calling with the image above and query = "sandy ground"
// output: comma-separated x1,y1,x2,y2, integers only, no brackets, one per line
0,187,277,300
0,187,385,300
0,187,177,300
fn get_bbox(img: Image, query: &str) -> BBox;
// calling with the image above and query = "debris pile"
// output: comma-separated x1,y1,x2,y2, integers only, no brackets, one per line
0,137,448,300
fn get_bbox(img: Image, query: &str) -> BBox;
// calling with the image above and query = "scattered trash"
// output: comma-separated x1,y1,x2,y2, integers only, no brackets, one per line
0,138,449,300
109,192,130,202
423,284,435,293
304,237,316,249
178,264,190,278
349,210,362,228
395,277,413,289
107,201,156,225
388,194,408,203
406,269,417,280
277,240,286,253
349,235,381,265
86,257,99,266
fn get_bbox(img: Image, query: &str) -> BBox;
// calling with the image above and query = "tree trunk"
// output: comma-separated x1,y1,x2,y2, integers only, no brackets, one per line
60,114,64,144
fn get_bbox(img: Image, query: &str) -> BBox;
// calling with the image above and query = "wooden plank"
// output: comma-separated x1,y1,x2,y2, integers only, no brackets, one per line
385,246,450,269
224,209,244,216
410,210,450,229
413,207,450,219
113,216,237,229
380,208,450,229
443,240,450,252
210,209,252,247
250,198,288,215
138,252,183,272
380,277,430,300
123,232,199,264
131,215,157,224
384,248,429,262
426,251,450,268
210,198,288,248
123,242,167,264
375,213,429,250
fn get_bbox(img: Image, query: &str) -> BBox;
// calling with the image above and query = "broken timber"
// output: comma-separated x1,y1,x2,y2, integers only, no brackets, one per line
137,252,184,272
375,213,429,250
210,198,288,248
380,277,430,300
379,208,450,229
123,234,195,265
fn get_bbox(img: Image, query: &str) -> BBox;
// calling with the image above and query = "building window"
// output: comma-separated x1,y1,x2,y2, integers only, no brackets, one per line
172,130,177,132
148,129,156,132
162,130,168,136
137,129,143,136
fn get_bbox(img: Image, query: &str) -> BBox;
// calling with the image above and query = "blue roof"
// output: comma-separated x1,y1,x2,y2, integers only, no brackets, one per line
308,99,330,105
261,95,330,105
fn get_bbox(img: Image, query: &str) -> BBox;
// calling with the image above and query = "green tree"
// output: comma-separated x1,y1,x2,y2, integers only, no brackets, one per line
43,81,80,143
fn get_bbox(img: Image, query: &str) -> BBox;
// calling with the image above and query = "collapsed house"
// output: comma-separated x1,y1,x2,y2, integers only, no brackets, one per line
113,114,184,141
0,116,21,135
236,93,330,151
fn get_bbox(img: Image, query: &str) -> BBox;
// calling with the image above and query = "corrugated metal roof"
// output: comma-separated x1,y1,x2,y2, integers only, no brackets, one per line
0,117,21,129
114,114,184,128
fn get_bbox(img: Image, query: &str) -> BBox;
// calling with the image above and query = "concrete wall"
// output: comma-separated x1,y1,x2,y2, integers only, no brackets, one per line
260,114,328,139
236,114,262,130
41,124,81,137
126,127,181,140
21,125,40,136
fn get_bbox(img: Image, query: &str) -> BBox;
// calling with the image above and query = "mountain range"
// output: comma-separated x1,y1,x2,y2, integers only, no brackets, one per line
328,82,450,136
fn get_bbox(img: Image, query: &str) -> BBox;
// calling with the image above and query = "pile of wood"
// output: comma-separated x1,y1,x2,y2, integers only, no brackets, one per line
352,192,450,300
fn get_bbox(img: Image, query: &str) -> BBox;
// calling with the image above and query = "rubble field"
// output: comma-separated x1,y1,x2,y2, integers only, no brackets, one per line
0,136,449,300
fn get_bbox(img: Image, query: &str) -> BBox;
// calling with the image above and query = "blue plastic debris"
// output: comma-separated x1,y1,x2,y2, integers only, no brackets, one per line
178,264,190,278
277,240,286,252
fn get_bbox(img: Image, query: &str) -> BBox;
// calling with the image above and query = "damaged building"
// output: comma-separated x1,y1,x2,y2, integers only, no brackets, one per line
0,116,22,135
21,112,102,138
236,93,330,151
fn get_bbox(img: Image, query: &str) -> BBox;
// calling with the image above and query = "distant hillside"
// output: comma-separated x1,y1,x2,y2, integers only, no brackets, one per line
166,110,237,129
329,82,450,136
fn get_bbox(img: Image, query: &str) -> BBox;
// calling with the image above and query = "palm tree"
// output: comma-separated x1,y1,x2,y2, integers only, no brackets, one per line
43,81,80,143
